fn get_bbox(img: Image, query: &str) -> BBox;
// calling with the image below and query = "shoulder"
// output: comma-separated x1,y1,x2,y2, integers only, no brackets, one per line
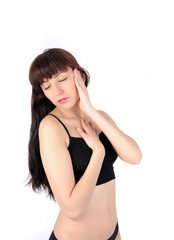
97,109,118,127
97,109,109,118
38,114,65,141
97,109,113,120
39,115,69,153
39,114,58,132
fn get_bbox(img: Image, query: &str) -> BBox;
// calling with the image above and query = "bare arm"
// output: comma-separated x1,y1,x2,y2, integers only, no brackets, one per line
69,147,105,219
72,68,142,164
87,108,142,164
39,116,105,221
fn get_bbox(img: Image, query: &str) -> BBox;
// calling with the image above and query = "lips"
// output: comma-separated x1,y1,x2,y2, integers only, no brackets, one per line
58,97,68,103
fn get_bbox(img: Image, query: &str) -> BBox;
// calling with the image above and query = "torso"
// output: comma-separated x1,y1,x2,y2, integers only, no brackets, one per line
49,110,118,240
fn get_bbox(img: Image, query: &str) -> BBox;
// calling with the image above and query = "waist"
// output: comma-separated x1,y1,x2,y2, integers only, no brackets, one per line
55,208,117,240
54,180,117,239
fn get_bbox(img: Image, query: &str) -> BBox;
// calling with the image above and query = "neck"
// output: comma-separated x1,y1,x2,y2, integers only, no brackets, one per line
54,105,85,119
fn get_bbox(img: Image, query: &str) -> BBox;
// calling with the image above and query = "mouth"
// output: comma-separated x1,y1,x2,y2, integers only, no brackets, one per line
58,97,68,104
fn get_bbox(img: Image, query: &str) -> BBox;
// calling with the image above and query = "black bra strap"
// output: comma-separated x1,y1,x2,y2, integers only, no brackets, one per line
48,114,71,138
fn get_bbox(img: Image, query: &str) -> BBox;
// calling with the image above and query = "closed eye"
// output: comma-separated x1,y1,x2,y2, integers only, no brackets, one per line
43,78,67,90
59,78,67,82
44,86,50,90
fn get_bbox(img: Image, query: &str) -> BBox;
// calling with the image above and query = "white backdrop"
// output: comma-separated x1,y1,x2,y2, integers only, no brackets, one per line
0,0,173,239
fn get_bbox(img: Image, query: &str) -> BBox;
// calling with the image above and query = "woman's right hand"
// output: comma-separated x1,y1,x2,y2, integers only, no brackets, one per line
76,117,105,152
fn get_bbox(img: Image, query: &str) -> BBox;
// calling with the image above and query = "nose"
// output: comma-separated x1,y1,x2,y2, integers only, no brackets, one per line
52,83,63,96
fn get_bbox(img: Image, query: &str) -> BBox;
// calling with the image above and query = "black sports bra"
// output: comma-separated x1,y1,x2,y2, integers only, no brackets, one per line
48,114,118,185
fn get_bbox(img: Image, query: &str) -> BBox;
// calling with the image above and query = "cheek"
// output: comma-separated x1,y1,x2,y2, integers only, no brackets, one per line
43,91,51,99
44,93,53,102
42,89,56,102
69,79,79,96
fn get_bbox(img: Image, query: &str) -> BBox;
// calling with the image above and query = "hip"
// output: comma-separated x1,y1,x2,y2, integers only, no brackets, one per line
53,200,117,239
54,179,117,239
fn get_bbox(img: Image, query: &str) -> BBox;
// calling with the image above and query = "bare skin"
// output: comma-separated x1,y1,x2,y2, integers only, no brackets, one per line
39,67,141,239
48,111,121,240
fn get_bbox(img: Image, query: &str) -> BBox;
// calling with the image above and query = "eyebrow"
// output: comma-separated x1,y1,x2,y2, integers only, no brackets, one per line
53,72,65,78
41,72,66,85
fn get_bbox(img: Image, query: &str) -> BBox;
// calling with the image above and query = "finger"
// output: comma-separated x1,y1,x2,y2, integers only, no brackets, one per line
74,69,84,84
80,118,89,133
74,68,79,80
95,129,98,136
73,70,79,83
74,68,80,77
76,127,86,137
73,70,81,89
83,118,92,128
88,121,94,129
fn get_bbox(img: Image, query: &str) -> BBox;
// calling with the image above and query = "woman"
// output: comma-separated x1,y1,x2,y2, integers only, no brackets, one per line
28,48,142,240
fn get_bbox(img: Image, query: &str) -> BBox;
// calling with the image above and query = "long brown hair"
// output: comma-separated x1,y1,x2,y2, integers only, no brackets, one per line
27,48,90,200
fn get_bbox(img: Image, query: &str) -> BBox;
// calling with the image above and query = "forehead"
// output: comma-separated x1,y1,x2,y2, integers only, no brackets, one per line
42,67,72,84
53,66,73,77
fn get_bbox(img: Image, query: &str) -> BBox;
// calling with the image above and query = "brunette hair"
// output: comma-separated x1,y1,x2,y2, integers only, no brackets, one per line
27,48,90,200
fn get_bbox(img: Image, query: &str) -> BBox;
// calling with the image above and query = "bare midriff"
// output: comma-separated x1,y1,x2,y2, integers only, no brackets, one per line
54,179,118,240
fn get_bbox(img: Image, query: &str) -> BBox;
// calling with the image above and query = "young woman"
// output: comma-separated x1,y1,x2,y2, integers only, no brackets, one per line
27,48,142,240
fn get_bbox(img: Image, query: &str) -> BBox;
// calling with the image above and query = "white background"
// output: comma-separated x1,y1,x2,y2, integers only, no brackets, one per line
0,0,174,239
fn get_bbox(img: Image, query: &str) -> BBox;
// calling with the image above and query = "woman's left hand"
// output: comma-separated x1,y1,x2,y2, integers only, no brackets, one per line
73,68,94,114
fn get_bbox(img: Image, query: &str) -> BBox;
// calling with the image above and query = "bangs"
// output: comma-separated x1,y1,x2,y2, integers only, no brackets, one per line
29,48,90,91
29,50,70,86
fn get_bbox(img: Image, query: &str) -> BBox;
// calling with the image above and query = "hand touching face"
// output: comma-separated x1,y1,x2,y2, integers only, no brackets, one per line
73,68,93,113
